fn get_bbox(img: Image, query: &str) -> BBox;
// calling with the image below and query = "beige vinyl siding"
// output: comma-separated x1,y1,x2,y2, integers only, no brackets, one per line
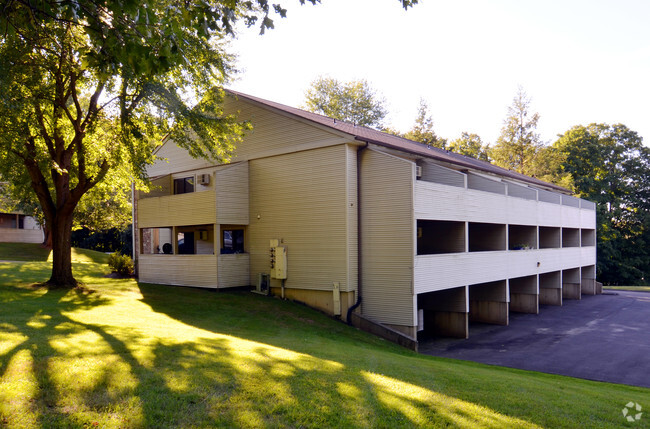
148,139,215,177
248,145,353,292
217,253,250,287
147,97,350,178
138,191,216,228
346,145,359,296
222,97,350,162
138,254,217,288
360,149,415,327
216,162,249,225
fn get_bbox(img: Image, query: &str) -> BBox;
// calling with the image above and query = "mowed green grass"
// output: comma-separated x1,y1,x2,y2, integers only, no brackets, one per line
605,286,650,292
0,245,648,428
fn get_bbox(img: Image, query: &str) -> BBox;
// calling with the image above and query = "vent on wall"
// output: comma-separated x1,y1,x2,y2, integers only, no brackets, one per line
199,174,211,185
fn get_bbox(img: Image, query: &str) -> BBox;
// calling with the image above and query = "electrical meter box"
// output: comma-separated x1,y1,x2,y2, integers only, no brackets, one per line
270,239,287,279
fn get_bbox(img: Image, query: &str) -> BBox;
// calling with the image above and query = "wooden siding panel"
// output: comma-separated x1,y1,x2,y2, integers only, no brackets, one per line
217,254,250,287
580,209,597,229
467,173,506,195
216,162,249,225
147,97,350,178
222,97,350,162
148,140,214,177
139,255,217,288
414,247,594,294
360,149,415,327
346,145,359,295
506,182,537,200
138,191,216,228
419,162,465,187
247,145,352,292
0,228,43,243
415,181,588,228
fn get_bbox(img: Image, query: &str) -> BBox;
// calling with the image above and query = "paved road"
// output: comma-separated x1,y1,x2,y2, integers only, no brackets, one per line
419,290,650,388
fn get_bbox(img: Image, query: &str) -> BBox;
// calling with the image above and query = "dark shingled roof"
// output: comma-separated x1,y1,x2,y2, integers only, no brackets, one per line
227,89,570,194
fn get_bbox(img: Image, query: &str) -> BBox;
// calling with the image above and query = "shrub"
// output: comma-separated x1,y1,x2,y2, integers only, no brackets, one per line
108,252,134,276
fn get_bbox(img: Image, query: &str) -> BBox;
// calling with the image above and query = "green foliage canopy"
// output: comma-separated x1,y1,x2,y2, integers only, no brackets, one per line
448,132,489,161
491,87,543,176
0,0,307,286
303,77,388,128
554,124,650,284
403,98,445,148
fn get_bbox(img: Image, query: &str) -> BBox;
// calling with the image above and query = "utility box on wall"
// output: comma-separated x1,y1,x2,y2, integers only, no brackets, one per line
270,239,287,279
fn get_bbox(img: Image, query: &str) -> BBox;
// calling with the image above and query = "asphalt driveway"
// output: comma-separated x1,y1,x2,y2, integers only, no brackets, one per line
419,290,650,388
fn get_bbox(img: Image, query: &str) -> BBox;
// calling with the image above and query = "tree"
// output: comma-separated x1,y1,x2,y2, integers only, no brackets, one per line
554,124,650,284
448,132,489,161
303,77,388,128
0,1,306,287
403,99,445,148
0,1,418,288
491,87,543,176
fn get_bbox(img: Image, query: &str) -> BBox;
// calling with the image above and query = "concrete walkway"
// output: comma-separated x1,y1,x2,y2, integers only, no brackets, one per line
419,290,650,388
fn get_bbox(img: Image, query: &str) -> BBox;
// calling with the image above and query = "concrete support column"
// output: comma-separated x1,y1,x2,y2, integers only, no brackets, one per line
562,268,581,300
509,276,539,314
418,286,468,339
469,280,509,325
539,271,562,306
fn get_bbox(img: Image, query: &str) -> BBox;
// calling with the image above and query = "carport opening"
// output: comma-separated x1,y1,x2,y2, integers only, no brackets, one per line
509,275,539,314
469,280,509,326
417,220,465,255
417,287,468,340
469,222,506,252
539,271,562,306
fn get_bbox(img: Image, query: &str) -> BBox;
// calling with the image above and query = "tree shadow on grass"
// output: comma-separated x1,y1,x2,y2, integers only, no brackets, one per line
1,278,625,428
132,283,550,428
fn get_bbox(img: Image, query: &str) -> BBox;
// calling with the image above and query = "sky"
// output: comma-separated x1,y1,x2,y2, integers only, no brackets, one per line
228,0,650,145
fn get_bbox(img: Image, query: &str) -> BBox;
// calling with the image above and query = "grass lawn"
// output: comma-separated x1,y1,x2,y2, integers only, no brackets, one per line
0,245,648,428
604,286,650,292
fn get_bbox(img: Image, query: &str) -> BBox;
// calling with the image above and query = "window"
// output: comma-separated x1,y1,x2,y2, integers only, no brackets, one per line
221,228,245,254
0,214,20,229
173,176,194,194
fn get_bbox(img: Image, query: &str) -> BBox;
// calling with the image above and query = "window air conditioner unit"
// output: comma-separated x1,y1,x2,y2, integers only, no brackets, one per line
199,174,210,185
415,166,423,179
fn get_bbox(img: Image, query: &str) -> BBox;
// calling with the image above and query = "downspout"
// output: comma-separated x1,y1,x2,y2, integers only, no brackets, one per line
347,142,369,324
131,182,138,277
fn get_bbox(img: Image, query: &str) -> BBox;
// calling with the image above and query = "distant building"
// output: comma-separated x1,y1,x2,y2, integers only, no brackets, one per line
0,212,44,244
133,90,599,347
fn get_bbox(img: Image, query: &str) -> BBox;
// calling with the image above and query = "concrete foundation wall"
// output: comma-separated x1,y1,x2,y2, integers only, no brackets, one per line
418,286,468,339
509,275,539,314
271,287,356,321
562,268,582,300
469,281,509,325
350,313,418,351
539,271,562,306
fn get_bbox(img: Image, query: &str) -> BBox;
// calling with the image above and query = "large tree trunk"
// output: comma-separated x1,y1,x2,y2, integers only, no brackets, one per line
41,223,52,249
47,210,76,288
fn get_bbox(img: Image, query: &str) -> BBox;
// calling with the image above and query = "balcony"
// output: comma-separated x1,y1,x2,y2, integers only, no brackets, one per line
414,247,596,294
138,191,217,228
